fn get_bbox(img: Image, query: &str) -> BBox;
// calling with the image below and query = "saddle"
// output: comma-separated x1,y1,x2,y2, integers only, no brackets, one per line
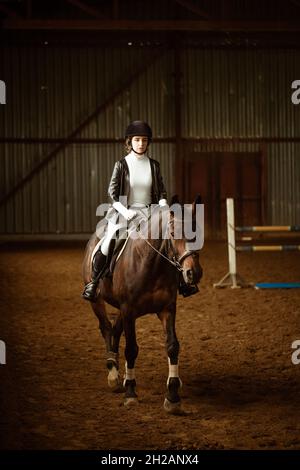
93,213,146,280
108,237,128,276
100,236,129,280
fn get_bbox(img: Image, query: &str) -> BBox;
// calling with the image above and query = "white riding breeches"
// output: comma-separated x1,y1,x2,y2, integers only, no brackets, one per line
100,220,127,256
92,204,151,261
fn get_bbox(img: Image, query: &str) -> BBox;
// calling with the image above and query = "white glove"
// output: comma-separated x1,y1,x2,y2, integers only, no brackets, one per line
113,202,137,221
126,209,137,221
159,198,168,207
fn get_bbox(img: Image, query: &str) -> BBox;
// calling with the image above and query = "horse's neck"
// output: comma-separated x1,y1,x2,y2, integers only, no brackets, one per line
127,211,169,271
129,234,167,275
137,235,165,258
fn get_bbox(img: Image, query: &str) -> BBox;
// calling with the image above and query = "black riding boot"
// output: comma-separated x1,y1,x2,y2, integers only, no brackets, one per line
178,277,199,298
82,251,107,302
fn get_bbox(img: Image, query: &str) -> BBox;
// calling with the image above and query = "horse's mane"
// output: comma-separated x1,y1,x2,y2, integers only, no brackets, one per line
128,205,170,243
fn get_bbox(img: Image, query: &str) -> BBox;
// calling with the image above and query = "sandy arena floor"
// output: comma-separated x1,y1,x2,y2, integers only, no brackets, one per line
0,240,300,450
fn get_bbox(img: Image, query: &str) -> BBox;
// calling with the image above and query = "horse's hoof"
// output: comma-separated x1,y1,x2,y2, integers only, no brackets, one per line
108,369,124,392
124,397,139,408
163,398,184,415
108,377,124,393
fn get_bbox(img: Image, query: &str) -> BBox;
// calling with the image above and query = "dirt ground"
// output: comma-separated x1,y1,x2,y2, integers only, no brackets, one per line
0,240,300,450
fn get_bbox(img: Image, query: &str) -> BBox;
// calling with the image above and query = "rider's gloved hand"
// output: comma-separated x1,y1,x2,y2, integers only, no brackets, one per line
159,198,168,207
113,201,137,221
126,209,137,221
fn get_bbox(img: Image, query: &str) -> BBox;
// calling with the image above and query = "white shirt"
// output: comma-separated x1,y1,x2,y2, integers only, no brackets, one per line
125,151,152,206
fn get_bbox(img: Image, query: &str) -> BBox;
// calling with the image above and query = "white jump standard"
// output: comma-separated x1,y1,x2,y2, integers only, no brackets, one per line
214,198,300,289
213,198,250,288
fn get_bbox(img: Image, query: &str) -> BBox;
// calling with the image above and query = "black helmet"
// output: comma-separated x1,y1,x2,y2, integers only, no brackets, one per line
125,120,152,141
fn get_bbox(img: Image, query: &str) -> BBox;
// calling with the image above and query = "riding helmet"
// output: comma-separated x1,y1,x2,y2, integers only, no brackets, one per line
125,121,152,141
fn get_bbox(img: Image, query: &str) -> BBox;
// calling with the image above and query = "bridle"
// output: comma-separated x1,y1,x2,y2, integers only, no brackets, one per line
133,215,199,274
166,224,200,273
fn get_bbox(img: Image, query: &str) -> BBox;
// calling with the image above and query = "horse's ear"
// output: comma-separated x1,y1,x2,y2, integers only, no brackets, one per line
170,194,180,206
192,194,202,216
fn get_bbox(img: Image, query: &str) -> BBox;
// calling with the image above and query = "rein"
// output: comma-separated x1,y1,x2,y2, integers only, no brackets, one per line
132,213,198,273
138,234,184,272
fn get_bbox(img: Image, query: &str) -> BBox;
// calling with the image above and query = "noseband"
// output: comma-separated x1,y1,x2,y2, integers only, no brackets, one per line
167,235,199,273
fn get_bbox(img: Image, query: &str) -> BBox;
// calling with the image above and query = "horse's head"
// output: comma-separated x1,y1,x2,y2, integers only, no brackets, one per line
168,195,203,286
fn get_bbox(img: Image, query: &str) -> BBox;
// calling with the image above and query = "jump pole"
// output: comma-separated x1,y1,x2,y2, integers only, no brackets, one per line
213,198,250,288
214,198,300,288
235,225,300,232
255,282,300,289
236,245,300,252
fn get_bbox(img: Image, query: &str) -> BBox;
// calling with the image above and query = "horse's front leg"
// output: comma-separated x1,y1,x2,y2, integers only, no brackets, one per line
107,313,124,392
122,312,139,407
157,304,182,414
92,299,123,392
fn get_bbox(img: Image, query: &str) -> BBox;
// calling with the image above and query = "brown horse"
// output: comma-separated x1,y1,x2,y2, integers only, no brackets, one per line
82,196,202,413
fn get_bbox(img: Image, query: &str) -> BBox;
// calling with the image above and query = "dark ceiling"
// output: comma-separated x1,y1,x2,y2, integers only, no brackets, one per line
1,0,300,47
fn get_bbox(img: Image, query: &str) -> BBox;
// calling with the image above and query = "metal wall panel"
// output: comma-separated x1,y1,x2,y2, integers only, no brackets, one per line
0,46,175,235
182,49,300,138
183,49,300,224
0,46,300,235
268,144,300,224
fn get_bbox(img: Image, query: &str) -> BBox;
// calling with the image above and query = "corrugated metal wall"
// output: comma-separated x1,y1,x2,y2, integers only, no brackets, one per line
0,46,299,236
183,49,300,138
0,46,174,139
0,46,175,235
183,49,300,224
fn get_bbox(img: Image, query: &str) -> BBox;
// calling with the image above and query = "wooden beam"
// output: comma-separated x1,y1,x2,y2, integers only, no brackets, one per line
0,137,174,144
182,137,300,143
3,19,300,32
65,0,106,19
2,136,300,144
174,0,210,19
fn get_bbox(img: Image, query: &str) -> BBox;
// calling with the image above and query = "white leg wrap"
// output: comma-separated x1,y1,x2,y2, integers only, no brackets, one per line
168,364,179,378
167,358,182,387
123,362,135,386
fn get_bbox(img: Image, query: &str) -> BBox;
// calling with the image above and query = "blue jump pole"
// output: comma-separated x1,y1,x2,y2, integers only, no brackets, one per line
255,282,300,289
